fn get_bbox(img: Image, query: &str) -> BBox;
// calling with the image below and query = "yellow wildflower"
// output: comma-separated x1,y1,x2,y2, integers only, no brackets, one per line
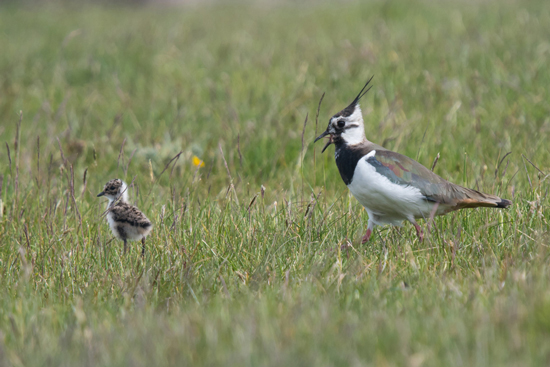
192,155,205,168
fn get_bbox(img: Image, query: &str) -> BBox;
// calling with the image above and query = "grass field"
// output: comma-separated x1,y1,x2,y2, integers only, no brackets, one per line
1,0,550,365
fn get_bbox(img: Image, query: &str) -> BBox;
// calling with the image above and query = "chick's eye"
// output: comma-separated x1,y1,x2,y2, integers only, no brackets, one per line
337,120,345,128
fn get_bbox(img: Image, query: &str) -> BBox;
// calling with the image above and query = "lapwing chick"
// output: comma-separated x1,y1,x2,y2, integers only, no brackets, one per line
97,179,152,256
314,77,512,243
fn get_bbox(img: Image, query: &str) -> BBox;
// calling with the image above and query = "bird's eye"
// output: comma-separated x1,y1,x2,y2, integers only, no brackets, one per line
337,120,345,128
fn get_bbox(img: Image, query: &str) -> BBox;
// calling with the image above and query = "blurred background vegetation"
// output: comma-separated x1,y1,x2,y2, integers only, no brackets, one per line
0,0,549,366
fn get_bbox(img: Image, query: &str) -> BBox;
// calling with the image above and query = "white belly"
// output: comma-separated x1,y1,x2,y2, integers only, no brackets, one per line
347,157,437,226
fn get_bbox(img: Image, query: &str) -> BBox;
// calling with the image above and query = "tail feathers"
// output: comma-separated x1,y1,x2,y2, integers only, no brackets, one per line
496,198,512,208
457,188,512,209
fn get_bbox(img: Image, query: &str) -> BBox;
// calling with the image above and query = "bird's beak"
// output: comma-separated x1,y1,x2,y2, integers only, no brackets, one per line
97,191,105,197
314,130,332,153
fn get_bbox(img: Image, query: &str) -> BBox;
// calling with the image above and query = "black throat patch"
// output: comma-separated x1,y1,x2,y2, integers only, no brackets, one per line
334,142,370,185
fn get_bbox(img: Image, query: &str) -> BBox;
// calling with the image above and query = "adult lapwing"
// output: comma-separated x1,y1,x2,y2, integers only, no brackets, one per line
97,179,152,255
314,77,512,243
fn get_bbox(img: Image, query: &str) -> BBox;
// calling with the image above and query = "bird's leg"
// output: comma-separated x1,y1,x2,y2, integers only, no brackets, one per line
141,237,146,257
361,229,372,244
361,221,375,244
411,221,424,242
123,239,128,255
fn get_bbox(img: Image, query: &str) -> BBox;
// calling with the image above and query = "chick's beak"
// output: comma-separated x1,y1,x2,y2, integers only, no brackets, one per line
97,191,105,197
314,130,333,153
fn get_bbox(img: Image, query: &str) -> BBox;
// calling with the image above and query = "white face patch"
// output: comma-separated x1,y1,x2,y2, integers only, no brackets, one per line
334,105,366,145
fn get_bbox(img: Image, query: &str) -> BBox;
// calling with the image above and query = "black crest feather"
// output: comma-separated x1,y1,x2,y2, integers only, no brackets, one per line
336,75,374,117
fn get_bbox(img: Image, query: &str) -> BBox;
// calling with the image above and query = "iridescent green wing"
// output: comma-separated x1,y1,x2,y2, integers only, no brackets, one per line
366,150,462,203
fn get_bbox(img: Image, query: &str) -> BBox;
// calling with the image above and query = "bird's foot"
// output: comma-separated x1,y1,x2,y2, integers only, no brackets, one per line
413,223,424,242
341,239,352,251
361,228,372,244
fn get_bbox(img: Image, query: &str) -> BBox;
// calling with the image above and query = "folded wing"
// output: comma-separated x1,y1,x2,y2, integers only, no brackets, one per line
367,150,511,209
110,203,152,228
